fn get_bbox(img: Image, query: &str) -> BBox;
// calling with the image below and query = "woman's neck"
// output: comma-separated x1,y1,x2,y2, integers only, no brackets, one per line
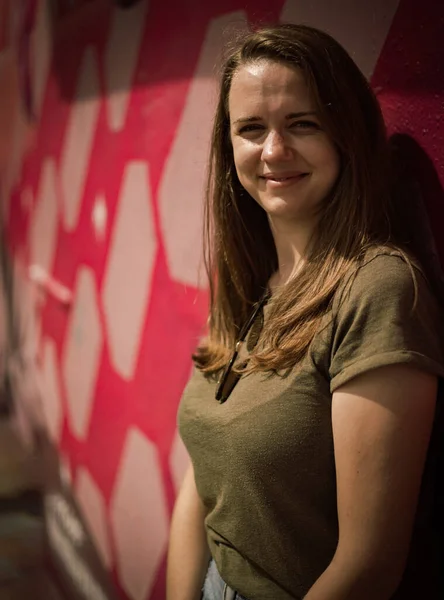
268,216,314,291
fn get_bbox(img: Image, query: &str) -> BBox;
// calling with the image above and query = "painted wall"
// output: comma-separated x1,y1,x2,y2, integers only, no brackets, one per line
1,1,443,599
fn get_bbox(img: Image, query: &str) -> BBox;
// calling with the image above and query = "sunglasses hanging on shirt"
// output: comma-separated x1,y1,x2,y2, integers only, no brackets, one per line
215,291,270,403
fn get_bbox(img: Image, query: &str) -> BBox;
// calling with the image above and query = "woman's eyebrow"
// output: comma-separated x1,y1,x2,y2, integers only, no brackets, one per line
232,111,317,125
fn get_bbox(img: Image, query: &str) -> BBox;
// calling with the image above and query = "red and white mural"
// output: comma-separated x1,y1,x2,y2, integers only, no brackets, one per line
0,0,443,599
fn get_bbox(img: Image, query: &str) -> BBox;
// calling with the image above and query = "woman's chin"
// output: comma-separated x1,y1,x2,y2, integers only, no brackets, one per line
260,197,304,220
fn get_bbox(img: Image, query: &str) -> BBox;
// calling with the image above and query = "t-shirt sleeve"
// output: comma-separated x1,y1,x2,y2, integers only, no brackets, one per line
329,253,444,392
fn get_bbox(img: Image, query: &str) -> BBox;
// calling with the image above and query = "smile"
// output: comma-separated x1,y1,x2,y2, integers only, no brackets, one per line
260,173,309,186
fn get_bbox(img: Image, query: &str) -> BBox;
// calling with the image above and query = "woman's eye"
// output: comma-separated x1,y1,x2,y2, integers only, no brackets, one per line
237,124,264,134
290,120,319,130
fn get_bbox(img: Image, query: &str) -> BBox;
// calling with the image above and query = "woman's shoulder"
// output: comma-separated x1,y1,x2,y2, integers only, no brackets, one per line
346,244,424,291
328,244,444,389
359,244,420,273
334,244,439,315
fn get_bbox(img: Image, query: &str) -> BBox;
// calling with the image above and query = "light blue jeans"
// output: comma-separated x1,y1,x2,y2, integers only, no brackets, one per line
202,559,249,600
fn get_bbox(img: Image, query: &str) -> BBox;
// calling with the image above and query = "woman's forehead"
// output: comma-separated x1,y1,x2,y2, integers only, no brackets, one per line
228,60,313,117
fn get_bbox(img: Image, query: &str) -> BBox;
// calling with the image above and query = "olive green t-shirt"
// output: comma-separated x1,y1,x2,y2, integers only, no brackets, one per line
178,250,444,599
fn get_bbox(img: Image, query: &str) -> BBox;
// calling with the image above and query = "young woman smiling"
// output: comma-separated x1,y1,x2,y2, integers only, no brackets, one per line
167,23,444,600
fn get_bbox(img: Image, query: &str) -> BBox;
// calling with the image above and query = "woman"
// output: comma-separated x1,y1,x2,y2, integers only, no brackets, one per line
167,24,444,600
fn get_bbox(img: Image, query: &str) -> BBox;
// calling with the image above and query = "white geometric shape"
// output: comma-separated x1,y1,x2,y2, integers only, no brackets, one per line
104,1,149,131
62,267,103,440
76,467,113,570
110,428,168,600
60,46,101,232
29,158,59,274
158,12,247,288
31,0,52,117
40,338,63,443
102,162,156,380
281,0,400,79
92,194,108,241
169,430,190,493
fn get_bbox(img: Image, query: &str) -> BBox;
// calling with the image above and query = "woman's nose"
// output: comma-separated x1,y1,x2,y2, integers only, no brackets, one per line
261,130,293,162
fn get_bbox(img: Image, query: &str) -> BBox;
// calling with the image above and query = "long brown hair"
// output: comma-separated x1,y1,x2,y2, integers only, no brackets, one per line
193,23,404,374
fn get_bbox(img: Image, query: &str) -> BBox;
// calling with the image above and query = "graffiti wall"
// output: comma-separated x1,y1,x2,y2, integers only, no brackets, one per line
0,1,443,599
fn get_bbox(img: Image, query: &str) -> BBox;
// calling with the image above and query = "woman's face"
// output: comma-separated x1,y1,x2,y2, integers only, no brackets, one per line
228,60,340,226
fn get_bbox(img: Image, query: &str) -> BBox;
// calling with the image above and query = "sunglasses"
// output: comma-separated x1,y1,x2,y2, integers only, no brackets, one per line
215,291,270,403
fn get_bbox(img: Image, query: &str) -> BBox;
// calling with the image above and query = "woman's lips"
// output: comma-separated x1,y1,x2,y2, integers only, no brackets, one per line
260,173,309,187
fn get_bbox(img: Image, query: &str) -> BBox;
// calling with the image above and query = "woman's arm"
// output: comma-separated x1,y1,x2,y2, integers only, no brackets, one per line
167,463,211,600
304,363,437,600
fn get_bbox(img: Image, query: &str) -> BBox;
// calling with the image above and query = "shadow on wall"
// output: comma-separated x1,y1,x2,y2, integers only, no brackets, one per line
388,136,444,581
388,133,444,293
